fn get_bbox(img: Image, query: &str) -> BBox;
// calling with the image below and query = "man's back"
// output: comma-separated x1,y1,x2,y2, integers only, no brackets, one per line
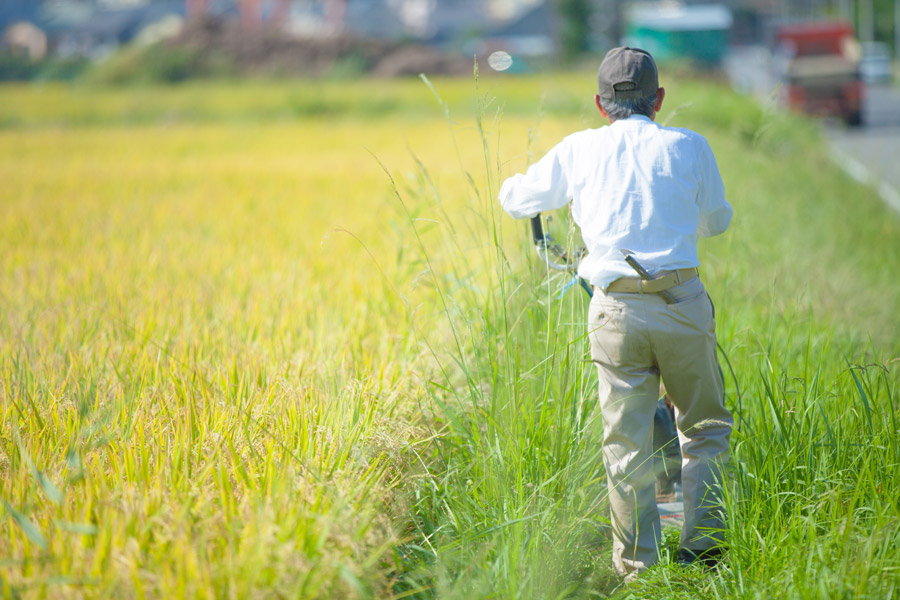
499,115,731,291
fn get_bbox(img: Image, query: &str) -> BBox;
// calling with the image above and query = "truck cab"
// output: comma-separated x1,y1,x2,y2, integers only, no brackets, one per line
774,21,864,126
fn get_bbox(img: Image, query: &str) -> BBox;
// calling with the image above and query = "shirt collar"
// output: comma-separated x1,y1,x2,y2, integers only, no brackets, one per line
613,114,654,126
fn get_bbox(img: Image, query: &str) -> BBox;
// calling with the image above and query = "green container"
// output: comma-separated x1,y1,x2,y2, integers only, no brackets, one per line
625,4,732,65
626,25,729,64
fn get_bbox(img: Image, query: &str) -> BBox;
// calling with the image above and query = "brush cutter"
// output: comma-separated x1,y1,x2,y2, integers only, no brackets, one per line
530,214,593,298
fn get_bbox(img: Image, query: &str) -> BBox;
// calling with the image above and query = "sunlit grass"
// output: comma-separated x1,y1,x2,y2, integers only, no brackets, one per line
0,112,469,597
2,72,899,598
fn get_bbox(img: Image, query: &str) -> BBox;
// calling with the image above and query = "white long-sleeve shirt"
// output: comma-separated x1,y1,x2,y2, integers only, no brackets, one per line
499,115,732,291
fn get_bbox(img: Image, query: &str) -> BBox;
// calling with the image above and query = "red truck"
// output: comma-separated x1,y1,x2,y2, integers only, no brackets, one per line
774,21,864,125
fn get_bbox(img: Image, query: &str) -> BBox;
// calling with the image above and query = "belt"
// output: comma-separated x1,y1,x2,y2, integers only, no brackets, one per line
601,268,699,294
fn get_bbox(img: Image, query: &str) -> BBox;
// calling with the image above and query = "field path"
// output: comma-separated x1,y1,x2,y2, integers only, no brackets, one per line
658,497,685,530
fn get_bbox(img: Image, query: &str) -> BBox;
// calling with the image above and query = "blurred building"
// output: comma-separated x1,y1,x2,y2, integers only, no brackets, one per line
476,1,557,68
283,0,499,40
0,0,186,60
0,0,755,67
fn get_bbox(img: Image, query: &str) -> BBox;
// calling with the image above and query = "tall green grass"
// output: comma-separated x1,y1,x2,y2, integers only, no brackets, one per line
379,74,900,598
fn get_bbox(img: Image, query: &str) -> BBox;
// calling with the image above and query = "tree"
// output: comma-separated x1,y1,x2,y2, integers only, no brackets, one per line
557,0,593,63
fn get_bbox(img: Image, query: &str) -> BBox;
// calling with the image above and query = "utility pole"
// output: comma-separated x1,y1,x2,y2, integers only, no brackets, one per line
840,0,853,22
186,0,208,21
593,0,622,48
895,0,900,61
612,0,623,46
325,0,346,34
240,0,262,29
272,0,290,24
859,0,874,41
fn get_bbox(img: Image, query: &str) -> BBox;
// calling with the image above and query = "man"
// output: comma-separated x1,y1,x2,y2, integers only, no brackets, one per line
498,47,733,579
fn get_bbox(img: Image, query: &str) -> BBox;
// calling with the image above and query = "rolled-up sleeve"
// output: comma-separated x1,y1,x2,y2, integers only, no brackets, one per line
499,143,572,219
695,140,732,238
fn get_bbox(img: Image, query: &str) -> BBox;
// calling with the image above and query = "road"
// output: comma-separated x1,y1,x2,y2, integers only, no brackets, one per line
724,46,900,214
826,85,900,213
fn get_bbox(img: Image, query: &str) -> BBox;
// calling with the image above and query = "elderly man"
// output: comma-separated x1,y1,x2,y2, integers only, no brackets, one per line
499,47,733,579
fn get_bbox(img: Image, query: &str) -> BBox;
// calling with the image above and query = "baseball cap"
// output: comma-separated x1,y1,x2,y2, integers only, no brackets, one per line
597,47,659,101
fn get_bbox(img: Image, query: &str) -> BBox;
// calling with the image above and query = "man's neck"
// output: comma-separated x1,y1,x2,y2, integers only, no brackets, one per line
609,113,656,124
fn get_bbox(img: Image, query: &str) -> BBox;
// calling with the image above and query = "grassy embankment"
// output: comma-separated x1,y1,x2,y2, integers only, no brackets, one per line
1,73,898,598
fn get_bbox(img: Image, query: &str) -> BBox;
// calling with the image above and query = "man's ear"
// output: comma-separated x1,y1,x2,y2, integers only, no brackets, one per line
654,87,666,114
594,94,609,120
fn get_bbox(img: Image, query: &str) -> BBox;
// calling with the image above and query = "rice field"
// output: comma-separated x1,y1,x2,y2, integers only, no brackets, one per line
1,73,899,599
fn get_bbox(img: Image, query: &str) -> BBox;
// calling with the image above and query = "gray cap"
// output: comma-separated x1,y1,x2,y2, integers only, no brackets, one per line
597,47,659,101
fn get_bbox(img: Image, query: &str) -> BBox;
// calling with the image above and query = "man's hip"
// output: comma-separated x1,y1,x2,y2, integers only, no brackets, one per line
599,267,699,296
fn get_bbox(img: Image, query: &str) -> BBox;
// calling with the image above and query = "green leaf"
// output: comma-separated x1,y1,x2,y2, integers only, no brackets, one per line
55,520,98,535
36,471,64,505
65,450,84,481
3,501,48,550
16,438,64,504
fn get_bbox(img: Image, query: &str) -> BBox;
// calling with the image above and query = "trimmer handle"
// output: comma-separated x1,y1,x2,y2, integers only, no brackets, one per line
530,215,545,245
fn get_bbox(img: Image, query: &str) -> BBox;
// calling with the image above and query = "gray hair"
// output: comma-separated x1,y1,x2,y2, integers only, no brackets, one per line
599,92,658,121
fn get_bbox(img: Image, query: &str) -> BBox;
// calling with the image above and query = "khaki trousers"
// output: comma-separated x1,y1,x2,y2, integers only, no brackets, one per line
587,276,732,578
